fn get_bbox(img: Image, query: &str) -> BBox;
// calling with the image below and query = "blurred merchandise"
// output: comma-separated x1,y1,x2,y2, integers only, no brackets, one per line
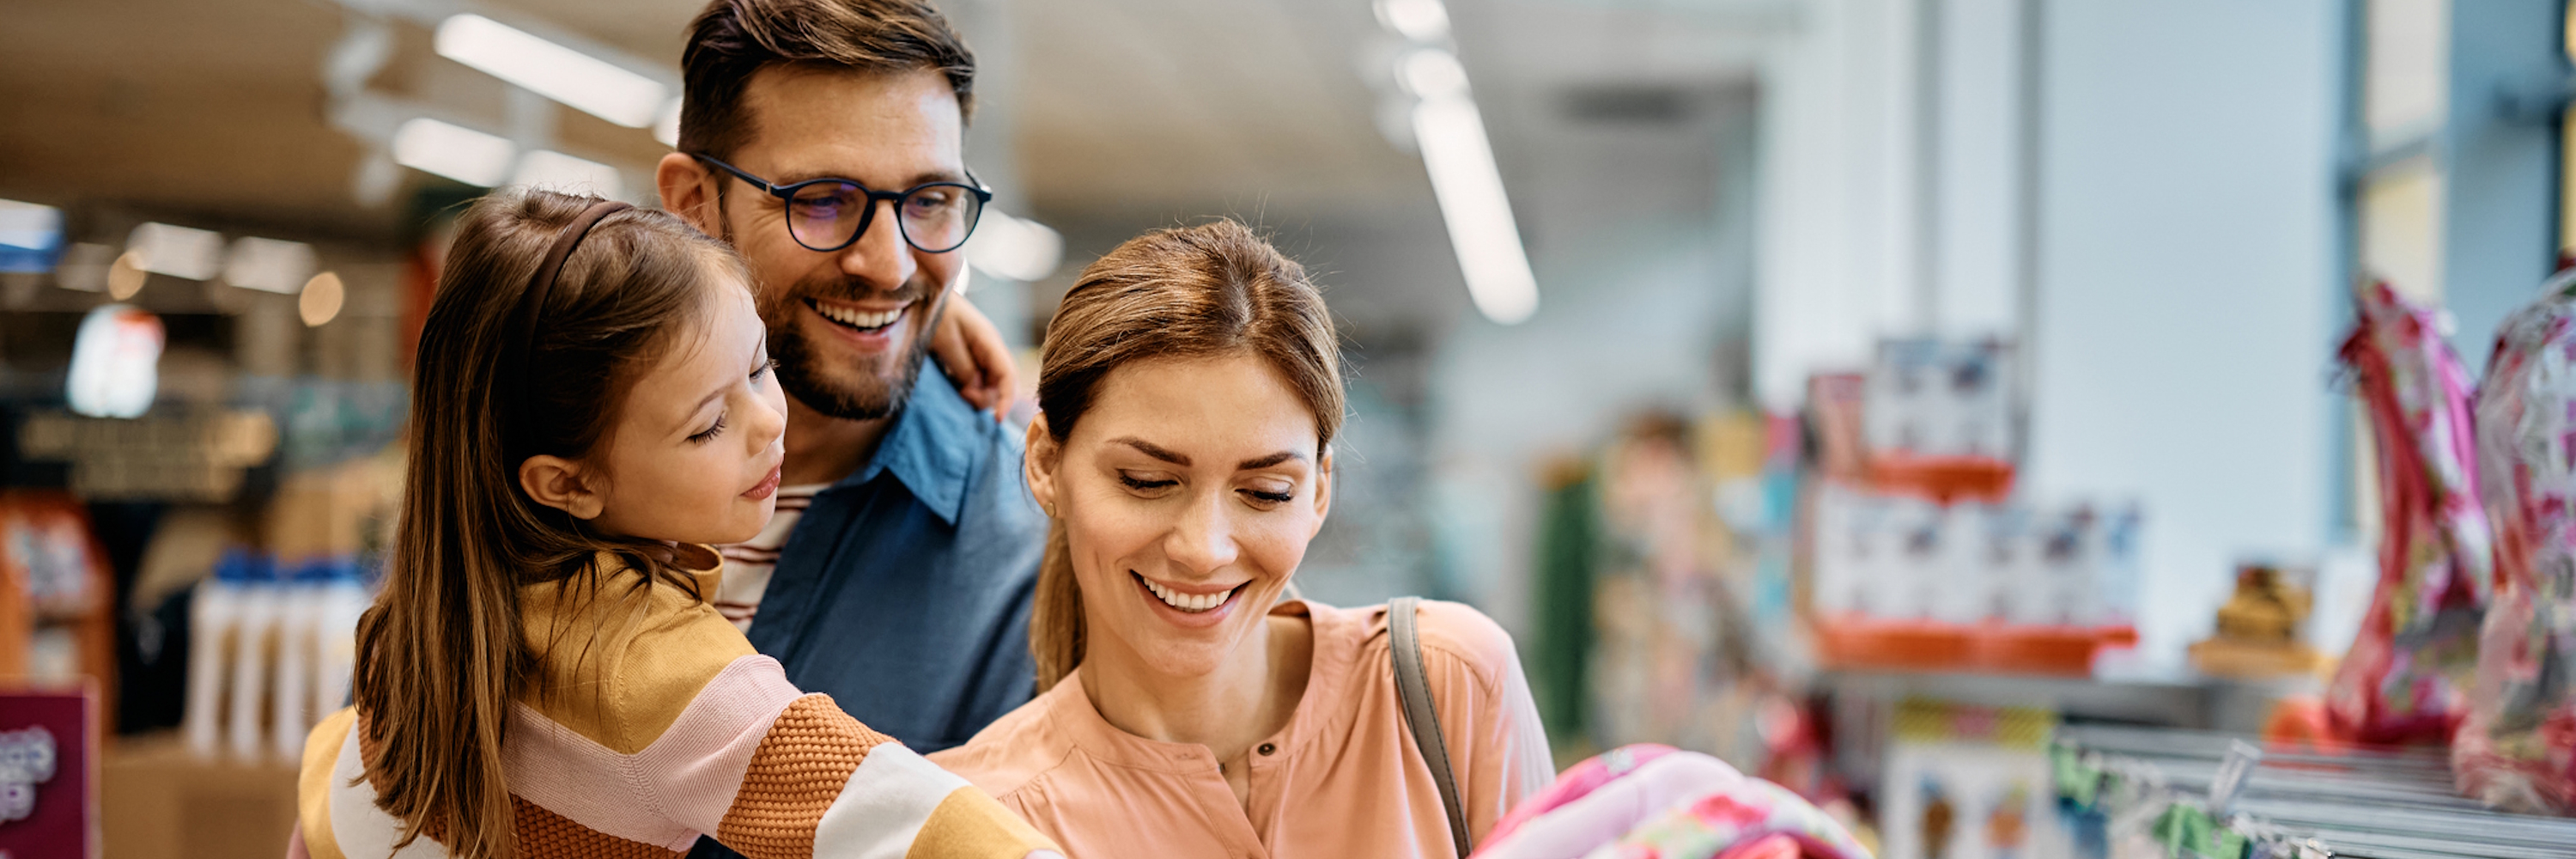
0,686,97,858
2455,269,2576,813
1862,338,2014,504
0,493,118,698
2328,280,2488,746
15,409,276,503
2051,724,2576,859
1874,699,2064,859
2187,561,2327,679
98,736,295,859
181,548,368,764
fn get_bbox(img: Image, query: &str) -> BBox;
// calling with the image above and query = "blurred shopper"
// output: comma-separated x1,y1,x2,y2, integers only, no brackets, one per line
652,0,1045,763
299,190,1057,859
929,221,1555,858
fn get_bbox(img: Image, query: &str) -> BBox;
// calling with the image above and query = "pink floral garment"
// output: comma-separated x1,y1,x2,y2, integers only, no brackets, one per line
1583,779,1869,859
2457,269,2576,813
2330,280,2493,745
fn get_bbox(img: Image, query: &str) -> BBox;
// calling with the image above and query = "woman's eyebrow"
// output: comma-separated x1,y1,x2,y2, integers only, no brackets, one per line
1236,451,1304,470
1109,436,1189,466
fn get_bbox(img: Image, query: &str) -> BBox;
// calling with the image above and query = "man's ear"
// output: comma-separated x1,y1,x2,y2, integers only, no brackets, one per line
519,454,605,521
655,152,721,238
1025,416,1061,517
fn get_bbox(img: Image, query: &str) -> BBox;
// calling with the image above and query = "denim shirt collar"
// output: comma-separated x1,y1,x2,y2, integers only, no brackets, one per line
836,367,979,526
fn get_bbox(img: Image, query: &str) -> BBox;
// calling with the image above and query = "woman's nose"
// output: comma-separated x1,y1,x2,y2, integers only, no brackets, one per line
1162,490,1240,575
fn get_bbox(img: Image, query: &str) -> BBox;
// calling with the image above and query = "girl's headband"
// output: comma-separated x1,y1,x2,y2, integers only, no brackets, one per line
506,199,631,451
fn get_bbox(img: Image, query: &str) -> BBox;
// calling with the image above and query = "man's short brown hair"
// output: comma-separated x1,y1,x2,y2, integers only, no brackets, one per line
678,0,976,160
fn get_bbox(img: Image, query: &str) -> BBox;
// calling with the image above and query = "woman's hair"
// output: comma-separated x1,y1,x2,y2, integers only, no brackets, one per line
352,188,745,858
1028,219,1345,691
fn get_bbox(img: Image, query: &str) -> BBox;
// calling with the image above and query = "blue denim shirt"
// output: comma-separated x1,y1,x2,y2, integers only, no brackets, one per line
744,369,1045,751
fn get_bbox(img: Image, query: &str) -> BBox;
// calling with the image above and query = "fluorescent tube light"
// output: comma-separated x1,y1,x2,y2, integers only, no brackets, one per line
1375,0,1452,42
967,210,1065,282
1413,94,1537,325
435,15,667,128
222,237,317,295
126,222,227,281
392,118,516,187
653,95,683,147
1399,48,1470,100
512,149,624,199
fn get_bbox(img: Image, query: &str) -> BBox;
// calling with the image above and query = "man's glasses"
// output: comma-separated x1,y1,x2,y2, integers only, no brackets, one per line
693,154,993,254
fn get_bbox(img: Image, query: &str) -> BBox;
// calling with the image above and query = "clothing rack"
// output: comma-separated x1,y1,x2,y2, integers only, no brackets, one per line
2050,724,2576,859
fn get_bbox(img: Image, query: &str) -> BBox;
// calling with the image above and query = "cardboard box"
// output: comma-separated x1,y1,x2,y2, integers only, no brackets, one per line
99,735,295,859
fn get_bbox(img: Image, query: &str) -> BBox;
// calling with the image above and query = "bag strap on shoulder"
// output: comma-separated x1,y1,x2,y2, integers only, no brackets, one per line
1389,596,1473,858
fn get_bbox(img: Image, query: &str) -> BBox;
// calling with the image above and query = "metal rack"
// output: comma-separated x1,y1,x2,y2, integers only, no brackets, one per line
2050,724,2576,859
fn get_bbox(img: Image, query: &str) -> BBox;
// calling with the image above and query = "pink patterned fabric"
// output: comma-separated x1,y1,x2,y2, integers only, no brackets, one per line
1583,780,1868,859
1485,744,1685,845
2457,269,2576,813
2330,281,2492,745
1473,750,1742,859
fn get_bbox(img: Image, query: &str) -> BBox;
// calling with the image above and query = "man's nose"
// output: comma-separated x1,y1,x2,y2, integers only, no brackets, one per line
835,198,916,290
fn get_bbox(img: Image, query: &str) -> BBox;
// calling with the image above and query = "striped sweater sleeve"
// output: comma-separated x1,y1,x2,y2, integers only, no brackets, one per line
501,652,1056,859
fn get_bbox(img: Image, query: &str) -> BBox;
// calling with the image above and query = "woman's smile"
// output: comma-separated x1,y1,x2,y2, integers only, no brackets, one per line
1132,571,1249,626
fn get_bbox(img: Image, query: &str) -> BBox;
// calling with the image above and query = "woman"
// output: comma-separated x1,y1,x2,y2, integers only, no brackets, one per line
929,220,1553,857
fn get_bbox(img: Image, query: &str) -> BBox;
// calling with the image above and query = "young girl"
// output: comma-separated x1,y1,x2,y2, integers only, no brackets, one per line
293,190,1059,859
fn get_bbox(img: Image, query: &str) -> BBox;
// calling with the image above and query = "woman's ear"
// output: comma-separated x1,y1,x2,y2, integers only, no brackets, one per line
519,455,605,520
1310,446,1334,521
1024,416,1061,517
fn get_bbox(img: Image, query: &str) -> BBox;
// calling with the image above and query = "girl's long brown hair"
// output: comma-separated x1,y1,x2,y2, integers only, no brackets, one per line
1028,219,1346,691
352,189,744,858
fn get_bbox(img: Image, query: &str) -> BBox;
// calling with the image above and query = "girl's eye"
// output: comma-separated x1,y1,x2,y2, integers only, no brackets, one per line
751,359,777,381
1119,473,1177,492
689,415,728,444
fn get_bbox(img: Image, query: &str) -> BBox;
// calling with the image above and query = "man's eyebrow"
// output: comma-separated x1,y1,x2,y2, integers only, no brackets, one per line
1109,437,1189,466
1236,451,1305,470
762,168,969,189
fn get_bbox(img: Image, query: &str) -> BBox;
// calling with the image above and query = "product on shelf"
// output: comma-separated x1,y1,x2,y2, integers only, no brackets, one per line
2329,280,2488,746
2454,270,2576,813
180,548,368,764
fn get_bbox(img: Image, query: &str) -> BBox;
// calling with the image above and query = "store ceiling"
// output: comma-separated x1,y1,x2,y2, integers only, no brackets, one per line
0,0,1773,248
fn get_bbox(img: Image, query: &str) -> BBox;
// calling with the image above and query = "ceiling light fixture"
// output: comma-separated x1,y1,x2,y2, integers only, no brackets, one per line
1375,0,1452,42
392,118,517,186
1414,92,1538,325
126,222,227,281
434,14,668,129
222,237,317,295
0,199,64,273
300,272,346,327
967,210,1066,283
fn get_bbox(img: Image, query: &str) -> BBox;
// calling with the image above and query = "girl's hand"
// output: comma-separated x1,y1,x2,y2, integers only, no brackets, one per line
933,297,1018,422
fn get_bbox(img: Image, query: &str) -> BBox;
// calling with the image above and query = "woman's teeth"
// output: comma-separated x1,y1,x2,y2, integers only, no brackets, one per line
1141,576,1239,613
812,301,903,331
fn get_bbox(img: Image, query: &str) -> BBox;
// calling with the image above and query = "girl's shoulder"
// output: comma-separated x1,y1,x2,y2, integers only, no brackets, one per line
519,548,759,753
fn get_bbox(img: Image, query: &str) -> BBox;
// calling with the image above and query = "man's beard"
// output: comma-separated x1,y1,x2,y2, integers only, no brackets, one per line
764,274,947,422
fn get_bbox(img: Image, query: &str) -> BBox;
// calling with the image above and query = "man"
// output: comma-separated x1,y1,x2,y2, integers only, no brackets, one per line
653,0,1043,768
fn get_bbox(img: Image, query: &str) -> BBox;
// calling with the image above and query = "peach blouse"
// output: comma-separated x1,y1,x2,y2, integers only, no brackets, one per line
928,599,1554,859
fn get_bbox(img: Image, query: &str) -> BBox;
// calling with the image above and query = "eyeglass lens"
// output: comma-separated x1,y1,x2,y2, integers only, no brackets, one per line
786,182,985,253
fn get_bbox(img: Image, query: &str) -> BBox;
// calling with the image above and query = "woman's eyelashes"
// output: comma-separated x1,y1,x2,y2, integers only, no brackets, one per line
1117,472,1177,493
1115,471,1297,506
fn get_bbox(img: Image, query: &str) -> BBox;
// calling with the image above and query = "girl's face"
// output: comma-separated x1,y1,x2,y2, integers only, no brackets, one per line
574,272,789,545
1028,354,1333,679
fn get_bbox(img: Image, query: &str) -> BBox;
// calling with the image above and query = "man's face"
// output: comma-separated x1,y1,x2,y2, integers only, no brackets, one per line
714,67,966,421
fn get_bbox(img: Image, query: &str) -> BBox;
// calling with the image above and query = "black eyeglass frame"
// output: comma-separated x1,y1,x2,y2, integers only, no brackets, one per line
692,153,994,254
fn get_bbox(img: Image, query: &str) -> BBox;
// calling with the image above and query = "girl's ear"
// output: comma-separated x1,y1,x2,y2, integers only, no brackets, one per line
1024,416,1061,517
519,455,605,520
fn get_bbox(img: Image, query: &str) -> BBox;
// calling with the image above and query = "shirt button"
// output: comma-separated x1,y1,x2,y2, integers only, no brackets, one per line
1257,742,1277,756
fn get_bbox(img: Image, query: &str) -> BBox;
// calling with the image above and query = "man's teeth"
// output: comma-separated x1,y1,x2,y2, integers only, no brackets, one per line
813,302,903,330
1142,577,1239,613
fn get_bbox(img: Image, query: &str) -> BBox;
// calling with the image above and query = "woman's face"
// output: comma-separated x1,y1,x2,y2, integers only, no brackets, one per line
1031,353,1333,679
